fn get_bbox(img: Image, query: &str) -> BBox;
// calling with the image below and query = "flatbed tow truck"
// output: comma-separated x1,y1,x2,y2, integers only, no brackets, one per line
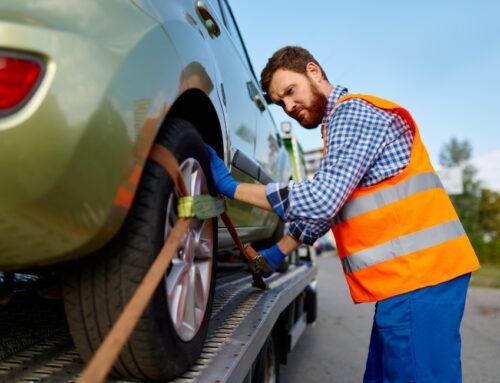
0,248,316,383
0,127,317,383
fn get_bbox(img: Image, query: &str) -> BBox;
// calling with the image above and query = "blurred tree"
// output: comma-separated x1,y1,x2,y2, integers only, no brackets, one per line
454,165,482,234
439,138,484,259
439,138,481,234
479,189,500,240
478,189,500,264
439,137,472,167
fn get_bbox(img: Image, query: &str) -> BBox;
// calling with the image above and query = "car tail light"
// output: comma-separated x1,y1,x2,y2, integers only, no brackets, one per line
0,53,43,114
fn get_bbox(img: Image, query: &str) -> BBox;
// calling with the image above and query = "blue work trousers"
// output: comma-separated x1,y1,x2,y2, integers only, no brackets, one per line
363,273,471,383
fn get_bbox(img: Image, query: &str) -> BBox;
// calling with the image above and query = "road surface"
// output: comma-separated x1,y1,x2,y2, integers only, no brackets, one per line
281,253,500,383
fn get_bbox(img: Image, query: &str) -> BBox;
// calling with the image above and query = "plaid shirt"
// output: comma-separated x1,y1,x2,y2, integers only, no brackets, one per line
265,85,414,245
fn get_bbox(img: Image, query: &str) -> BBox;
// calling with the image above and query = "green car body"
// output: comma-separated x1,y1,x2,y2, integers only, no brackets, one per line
0,0,291,271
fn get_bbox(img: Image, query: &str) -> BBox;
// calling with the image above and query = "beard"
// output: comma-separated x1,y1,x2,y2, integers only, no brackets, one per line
299,81,328,129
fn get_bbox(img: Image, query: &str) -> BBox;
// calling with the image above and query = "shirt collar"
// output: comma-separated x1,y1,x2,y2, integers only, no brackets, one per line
321,84,349,129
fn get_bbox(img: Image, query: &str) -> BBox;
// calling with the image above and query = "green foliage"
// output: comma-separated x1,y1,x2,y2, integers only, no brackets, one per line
479,189,500,239
471,263,500,288
477,189,500,265
439,137,472,167
449,164,482,237
439,138,500,266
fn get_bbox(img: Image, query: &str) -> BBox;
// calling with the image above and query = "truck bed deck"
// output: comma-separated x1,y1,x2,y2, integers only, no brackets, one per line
0,260,316,383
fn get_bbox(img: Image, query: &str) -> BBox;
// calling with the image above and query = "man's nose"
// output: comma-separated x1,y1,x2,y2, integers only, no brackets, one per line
284,99,295,115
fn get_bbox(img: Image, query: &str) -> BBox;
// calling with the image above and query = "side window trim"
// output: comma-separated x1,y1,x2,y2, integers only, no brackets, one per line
209,0,227,26
216,0,260,85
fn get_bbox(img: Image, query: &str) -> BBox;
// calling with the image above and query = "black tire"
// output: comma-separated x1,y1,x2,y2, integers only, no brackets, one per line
252,332,280,383
63,117,217,381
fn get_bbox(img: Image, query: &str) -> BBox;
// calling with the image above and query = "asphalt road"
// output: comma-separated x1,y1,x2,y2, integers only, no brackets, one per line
281,253,500,383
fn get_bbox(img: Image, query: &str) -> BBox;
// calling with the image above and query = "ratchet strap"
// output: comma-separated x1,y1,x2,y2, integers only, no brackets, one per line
220,213,270,290
79,144,269,383
150,144,270,289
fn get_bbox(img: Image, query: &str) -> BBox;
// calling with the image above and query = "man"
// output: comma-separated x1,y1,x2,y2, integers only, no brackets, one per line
206,46,479,382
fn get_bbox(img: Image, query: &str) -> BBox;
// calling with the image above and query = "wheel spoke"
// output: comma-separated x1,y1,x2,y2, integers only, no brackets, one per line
165,193,178,240
180,160,198,196
180,158,208,197
181,161,194,196
180,265,197,333
193,266,207,327
182,230,195,263
166,260,190,327
194,220,213,260
193,168,204,196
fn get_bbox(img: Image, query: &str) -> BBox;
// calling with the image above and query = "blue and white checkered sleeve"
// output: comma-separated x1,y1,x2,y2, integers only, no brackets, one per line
265,181,292,220
265,182,332,244
287,219,333,245
265,183,329,244
283,99,393,223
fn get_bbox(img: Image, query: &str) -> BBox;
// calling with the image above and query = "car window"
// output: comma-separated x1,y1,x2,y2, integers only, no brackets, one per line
217,0,259,83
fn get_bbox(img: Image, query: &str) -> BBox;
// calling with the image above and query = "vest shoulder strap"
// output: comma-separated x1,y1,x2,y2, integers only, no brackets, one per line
337,94,418,133
337,94,402,110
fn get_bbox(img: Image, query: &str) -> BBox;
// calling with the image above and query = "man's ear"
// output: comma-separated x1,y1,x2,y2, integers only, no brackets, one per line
305,62,323,83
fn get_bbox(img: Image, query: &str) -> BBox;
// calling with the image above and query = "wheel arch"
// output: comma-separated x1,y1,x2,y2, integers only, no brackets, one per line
167,89,225,157
77,89,225,264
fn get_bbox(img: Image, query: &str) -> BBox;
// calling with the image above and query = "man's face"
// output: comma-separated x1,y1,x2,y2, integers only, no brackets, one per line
268,68,328,129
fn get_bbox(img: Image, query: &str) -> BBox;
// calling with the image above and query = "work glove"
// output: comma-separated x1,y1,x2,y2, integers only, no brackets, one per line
205,144,240,199
258,244,287,277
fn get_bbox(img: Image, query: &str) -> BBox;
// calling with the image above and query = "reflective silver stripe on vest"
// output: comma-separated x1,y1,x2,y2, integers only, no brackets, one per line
333,172,444,226
342,220,465,274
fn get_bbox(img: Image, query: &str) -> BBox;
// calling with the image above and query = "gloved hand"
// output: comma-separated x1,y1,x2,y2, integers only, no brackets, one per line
205,144,240,199
258,244,287,277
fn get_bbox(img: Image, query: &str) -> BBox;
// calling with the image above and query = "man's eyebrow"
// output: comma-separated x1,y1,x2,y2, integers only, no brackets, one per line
276,87,288,99
273,87,289,104
267,91,281,105
271,95,283,106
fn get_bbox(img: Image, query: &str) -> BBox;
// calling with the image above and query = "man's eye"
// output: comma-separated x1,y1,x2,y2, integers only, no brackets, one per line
287,88,294,95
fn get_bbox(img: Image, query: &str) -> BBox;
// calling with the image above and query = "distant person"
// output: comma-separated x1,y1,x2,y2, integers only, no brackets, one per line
206,46,480,382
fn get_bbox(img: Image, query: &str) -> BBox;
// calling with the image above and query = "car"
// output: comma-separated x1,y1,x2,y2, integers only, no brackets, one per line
313,236,337,256
0,0,291,380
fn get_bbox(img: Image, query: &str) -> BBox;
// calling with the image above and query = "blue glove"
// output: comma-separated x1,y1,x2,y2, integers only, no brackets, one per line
205,144,240,199
259,244,287,277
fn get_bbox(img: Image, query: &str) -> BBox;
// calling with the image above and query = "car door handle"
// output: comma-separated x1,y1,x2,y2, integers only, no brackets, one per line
247,81,266,112
253,95,266,112
232,150,275,184
196,1,221,37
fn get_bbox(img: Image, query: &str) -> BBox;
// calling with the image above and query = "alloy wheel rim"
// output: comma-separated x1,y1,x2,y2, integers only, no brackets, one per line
164,158,213,341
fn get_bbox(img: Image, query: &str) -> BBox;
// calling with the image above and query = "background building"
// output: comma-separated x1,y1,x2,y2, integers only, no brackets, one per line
303,148,323,179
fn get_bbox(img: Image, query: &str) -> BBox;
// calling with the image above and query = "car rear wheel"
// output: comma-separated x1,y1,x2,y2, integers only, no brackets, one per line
63,117,217,381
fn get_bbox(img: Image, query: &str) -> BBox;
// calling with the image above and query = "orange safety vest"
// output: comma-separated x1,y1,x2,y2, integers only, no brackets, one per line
326,94,480,303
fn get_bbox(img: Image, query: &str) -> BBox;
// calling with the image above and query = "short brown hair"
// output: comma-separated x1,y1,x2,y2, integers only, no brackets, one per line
260,46,328,93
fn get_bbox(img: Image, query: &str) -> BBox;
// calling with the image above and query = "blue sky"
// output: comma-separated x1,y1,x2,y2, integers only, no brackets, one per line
230,0,500,167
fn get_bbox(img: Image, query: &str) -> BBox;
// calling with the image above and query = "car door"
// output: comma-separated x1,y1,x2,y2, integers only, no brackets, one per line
130,0,276,245
215,0,283,237
215,1,282,182
198,0,281,243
